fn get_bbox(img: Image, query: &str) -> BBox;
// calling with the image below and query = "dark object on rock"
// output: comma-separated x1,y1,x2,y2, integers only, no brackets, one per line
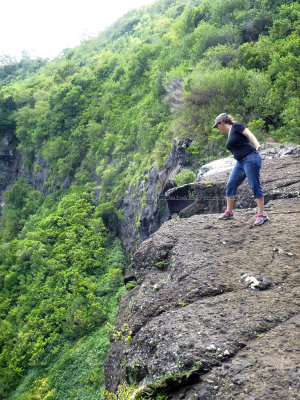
165,184,195,214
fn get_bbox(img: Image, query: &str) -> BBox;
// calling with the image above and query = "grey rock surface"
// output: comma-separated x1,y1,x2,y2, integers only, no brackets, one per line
164,78,184,113
105,150,300,399
0,133,20,218
196,144,300,181
0,132,50,220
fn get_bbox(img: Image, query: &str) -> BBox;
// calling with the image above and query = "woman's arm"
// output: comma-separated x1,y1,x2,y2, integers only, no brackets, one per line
241,128,261,151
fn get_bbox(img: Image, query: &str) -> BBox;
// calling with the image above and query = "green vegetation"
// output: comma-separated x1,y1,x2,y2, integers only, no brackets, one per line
103,382,168,400
0,0,299,398
174,169,196,186
111,361,203,399
1,1,299,201
153,260,169,270
145,361,203,395
126,280,138,291
103,382,142,400
203,179,212,187
108,323,133,346
0,54,48,88
0,186,126,399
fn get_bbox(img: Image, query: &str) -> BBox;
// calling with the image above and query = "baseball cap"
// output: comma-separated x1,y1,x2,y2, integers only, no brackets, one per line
212,113,227,128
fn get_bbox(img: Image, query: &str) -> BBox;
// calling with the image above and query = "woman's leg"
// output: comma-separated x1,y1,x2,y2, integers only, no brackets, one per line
256,196,264,214
226,196,235,211
243,152,264,210
218,162,247,218
242,152,267,222
226,162,247,209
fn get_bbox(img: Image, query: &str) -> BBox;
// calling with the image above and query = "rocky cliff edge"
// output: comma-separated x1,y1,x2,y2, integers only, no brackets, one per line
105,149,300,400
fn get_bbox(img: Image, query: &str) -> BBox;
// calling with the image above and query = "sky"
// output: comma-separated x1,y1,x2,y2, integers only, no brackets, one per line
0,0,155,61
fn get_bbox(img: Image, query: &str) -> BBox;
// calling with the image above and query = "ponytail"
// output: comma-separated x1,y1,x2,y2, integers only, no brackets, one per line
223,114,235,125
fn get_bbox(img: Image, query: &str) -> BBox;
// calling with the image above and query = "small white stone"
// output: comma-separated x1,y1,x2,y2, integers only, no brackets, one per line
206,344,216,351
245,276,260,289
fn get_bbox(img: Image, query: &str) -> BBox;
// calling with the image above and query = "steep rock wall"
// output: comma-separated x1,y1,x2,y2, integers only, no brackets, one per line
117,138,194,252
0,133,49,220
105,151,300,399
0,133,20,218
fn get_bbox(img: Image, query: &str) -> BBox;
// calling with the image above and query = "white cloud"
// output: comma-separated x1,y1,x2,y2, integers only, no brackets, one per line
1,0,154,60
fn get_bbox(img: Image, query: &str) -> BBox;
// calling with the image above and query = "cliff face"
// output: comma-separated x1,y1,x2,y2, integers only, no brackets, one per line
117,138,194,252
105,149,300,399
0,132,50,220
0,133,19,218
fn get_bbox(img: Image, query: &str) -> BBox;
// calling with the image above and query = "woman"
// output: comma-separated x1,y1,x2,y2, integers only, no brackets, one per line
212,113,268,226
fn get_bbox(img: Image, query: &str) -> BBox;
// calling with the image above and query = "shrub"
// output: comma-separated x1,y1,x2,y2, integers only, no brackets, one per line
126,280,138,291
174,169,196,186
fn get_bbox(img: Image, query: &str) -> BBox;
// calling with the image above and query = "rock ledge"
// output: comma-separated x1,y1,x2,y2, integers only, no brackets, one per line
105,151,300,399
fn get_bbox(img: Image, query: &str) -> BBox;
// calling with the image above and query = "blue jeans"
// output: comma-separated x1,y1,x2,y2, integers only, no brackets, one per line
226,151,264,199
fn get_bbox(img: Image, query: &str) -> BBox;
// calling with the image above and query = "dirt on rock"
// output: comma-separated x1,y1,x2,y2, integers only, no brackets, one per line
105,151,300,400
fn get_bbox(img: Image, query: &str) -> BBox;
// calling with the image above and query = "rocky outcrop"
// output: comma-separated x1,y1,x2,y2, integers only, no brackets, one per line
105,149,300,399
167,145,300,218
0,133,20,218
0,131,49,219
117,138,194,252
164,79,184,113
